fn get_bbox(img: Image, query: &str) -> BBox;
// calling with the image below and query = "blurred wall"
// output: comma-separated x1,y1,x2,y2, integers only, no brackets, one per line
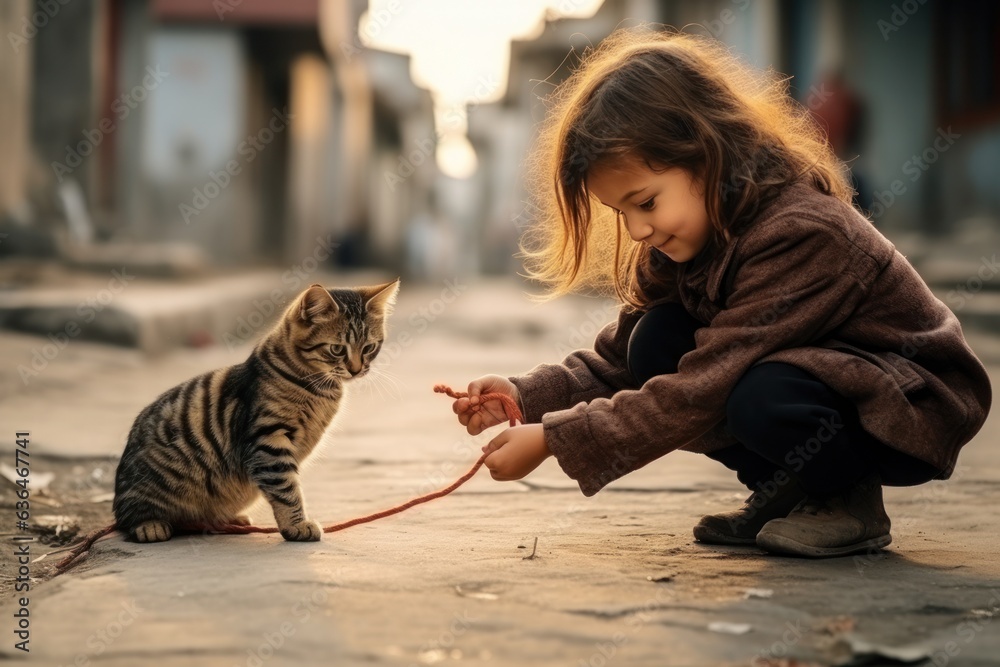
5,0,998,278
112,0,321,265
0,0,34,222
30,0,107,210
784,0,1000,234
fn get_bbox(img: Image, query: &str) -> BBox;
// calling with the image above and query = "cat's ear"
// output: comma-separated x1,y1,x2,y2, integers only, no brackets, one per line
362,278,400,315
298,284,338,324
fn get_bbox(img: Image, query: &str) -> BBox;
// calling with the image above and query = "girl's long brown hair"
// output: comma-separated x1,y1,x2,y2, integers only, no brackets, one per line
517,26,855,310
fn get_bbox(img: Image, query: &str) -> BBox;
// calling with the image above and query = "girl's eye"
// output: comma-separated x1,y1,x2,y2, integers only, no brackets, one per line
638,197,655,212
329,344,346,356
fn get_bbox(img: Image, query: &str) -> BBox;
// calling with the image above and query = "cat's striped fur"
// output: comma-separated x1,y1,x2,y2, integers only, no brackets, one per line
113,280,399,542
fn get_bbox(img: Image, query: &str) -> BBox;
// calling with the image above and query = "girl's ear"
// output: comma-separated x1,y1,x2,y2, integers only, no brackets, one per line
362,278,400,315
298,284,339,324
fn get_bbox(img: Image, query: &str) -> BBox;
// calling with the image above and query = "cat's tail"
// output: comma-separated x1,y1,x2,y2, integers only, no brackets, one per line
54,522,119,573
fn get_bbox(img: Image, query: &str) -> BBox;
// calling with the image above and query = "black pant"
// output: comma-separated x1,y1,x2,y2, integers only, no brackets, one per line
626,301,941,497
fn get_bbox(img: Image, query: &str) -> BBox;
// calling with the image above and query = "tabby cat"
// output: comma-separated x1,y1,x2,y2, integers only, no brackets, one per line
113,279,399,542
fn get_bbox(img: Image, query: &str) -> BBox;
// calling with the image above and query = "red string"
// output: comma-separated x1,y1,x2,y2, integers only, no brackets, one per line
432,383,521,428
54,384,521,574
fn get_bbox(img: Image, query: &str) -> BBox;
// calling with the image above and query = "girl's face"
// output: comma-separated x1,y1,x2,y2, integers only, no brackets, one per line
586,156,717,263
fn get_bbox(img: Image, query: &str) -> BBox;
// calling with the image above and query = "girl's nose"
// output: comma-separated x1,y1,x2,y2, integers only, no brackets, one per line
622,213,652,243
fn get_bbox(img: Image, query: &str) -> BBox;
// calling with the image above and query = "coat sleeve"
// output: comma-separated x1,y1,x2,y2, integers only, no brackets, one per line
542,219,880,496
507,304,645,424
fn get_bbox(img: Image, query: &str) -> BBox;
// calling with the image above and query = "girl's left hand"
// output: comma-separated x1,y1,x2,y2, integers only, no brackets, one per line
482,424,551,481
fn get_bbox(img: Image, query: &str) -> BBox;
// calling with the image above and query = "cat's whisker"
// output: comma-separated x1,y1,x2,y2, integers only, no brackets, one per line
365,372,394,401
365,367,402,400
324,371,344,390
300,371,334,393
370,364,403,385
355,372,385,400
325,375,344,395
303,374,327,392
365,367,404,400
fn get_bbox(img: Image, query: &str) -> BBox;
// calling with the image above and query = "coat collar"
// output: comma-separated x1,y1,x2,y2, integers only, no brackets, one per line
704,234,742,303
678,232,742,304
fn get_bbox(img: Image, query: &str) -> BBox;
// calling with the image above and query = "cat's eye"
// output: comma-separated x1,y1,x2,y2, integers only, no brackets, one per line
329,344,346,356
362,343,376,354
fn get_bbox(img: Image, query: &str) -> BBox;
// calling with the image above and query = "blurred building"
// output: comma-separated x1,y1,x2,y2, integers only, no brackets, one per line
472,0,1000,276
1,0,998,280
0,1,34,236
0,0,435,274
778,0,1000,236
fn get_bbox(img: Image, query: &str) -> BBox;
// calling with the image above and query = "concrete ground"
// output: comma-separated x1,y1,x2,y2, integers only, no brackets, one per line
1,275,999,666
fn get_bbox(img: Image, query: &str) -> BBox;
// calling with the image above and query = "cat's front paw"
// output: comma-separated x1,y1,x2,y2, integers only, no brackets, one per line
133,520,173,543
280,519,322,542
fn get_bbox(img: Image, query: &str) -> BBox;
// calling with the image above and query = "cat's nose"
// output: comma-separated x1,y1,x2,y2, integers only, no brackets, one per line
348,365,363,376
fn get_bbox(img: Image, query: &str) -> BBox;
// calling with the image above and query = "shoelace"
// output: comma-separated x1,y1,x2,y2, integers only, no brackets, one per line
797,496,836,516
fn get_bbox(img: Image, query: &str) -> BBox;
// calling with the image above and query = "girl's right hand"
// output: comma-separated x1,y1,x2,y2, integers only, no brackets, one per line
452,375,521,436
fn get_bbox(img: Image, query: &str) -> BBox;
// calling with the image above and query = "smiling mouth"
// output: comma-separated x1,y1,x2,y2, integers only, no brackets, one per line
656,236,674,251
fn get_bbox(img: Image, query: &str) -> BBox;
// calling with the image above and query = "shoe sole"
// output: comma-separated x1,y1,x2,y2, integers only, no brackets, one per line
756,532,892,558
692,524,758,546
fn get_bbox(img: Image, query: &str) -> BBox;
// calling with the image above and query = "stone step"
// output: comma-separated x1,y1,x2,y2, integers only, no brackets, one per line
0,270,297,356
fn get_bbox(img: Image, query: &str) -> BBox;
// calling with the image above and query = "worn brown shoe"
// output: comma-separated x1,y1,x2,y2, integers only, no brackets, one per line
755,475,892,558
693,481,807,545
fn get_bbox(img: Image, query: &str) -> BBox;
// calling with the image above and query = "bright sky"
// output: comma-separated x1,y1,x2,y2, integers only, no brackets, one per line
358,0,605,178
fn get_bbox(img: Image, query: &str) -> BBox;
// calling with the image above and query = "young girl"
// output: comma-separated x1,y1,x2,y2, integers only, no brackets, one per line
449,28,992,558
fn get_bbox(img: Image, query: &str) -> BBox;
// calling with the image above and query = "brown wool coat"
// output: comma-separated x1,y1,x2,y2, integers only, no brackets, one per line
509,180,992,497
